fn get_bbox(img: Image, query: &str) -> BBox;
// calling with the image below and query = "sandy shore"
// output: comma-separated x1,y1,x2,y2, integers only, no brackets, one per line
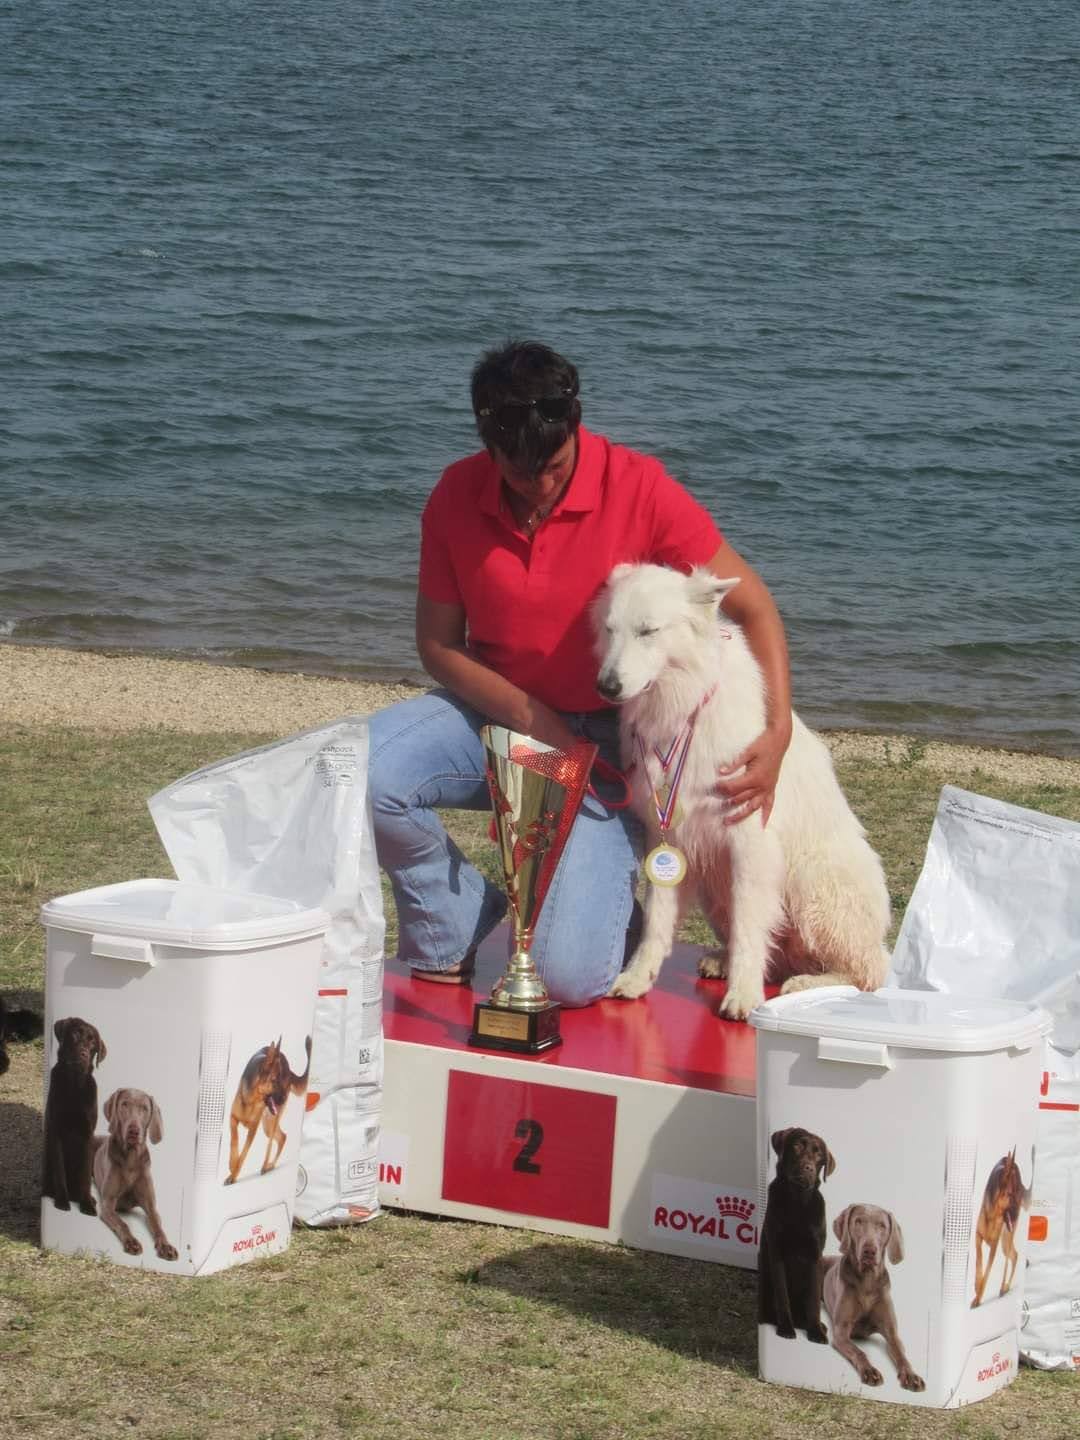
2,643,1079,787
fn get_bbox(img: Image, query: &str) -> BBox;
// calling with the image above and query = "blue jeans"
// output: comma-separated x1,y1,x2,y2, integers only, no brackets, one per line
368,690,643,1007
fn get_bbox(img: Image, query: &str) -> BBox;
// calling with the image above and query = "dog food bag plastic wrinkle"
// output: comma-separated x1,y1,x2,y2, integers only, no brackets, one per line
890,785,1080,1370
149,716,386,1226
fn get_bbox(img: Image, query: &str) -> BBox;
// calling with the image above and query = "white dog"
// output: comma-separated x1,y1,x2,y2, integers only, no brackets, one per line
593,563,890,1020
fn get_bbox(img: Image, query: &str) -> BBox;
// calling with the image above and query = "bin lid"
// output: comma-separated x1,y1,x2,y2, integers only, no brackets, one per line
41,879,330,950
748,986,1053,1054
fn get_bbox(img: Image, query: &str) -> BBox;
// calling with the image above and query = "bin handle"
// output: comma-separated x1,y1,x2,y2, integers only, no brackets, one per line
91,932,156,967
817,1036,893,1069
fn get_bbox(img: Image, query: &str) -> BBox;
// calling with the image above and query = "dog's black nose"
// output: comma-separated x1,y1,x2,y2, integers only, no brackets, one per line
597,672,621,700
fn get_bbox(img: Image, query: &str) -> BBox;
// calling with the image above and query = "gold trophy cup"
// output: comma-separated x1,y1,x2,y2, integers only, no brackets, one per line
469,725,598,1054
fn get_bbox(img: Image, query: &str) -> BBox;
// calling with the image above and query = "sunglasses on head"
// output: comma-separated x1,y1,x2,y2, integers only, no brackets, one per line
477,389,577,429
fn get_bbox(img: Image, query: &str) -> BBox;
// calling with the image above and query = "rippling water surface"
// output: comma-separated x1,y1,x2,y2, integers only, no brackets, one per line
2,0,1078,752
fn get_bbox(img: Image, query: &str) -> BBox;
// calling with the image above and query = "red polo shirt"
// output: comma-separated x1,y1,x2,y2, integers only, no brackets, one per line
419,426,723,712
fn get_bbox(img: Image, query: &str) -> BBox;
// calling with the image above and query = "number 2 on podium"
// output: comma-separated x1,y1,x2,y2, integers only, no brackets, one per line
513,1117,543,1173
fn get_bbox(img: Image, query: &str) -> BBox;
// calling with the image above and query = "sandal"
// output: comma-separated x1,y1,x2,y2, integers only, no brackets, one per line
410,951,476,986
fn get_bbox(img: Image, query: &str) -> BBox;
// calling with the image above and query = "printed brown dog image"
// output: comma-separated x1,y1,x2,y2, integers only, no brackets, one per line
92,1087,178,1261
822,1203,925,1391
971,1147,1032,1308
225,1035,311,1185
758,1126,835,1343
43,1016,106,1215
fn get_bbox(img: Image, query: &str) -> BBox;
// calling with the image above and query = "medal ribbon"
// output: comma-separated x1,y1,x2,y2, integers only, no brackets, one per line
635,686,716,835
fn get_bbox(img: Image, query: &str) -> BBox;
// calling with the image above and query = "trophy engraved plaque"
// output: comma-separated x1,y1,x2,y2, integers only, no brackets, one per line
469,725,598,1054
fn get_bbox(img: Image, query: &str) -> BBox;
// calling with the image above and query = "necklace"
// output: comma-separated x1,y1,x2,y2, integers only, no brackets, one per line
522,504,551,536
505,492,556,538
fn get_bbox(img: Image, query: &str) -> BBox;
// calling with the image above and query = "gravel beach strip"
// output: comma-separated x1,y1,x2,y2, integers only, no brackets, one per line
3,643,1078,787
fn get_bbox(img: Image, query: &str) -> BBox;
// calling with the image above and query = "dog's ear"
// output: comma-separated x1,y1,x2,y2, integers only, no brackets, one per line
148,1097,164,1145
91,1027,107,1068
833,1205,853,1246
771,1127,795,1158
887,1213,904,1265
104,1090,118,1124
54,1018,68,1043
686,569,740,612
608,562,635,587
822,1147,837,1181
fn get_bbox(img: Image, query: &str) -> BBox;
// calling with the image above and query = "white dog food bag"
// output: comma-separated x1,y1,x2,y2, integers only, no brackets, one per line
149,716,386,1226
890,784,1080,1371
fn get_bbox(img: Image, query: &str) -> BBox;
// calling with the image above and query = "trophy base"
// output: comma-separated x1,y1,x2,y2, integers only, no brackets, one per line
468,998,563,1055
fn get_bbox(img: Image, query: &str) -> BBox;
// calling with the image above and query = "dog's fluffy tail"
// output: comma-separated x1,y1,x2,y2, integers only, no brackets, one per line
289,1035,313,1094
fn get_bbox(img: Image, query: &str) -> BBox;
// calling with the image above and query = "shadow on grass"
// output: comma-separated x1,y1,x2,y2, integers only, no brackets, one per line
0,1100,42,1244
465,1240,758,1373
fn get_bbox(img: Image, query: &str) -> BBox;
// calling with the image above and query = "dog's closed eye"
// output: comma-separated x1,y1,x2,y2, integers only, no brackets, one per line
634,624,659,638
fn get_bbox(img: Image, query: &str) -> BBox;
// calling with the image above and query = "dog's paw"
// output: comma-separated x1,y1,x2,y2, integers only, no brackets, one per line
698,950,728,980
156,1239,179,1261
898,1366,925,1392
779,974,824,995
52,1198,71,1212
224,1175,236,1187
775,1323,797,1340
806,1323,828,1345
859,1361,883,1386
79,1198,97,1217
122,1235,142,1256
720,980,765,1021
608,967,654,1000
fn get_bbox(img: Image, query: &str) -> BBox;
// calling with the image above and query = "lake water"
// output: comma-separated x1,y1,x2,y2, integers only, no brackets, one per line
2,0,1078,753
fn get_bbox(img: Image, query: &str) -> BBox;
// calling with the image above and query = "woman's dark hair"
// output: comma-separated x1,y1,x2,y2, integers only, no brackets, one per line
470,340,582,477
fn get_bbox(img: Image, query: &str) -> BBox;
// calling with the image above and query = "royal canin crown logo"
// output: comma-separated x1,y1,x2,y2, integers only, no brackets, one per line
977,1351,1012,1383
715,1195,756,1221
652,1188,759,1247
232,1222,278,1254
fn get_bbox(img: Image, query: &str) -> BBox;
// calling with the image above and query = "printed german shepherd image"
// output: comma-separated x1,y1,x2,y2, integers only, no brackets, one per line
971,1146,1032,1307
225,1035,312,1185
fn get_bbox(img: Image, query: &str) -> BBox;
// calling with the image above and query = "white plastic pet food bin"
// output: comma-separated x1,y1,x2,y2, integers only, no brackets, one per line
41,880,328,1276
750,988,1051,1408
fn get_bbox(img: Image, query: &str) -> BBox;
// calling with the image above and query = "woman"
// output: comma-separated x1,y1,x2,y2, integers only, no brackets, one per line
369,340,792,1006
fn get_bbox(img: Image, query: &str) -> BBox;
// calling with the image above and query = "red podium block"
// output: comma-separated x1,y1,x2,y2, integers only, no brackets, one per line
442,1071,617,1227
379,925,763,1268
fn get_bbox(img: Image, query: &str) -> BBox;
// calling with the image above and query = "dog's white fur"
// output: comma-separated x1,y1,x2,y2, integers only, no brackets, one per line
593,563,890,1020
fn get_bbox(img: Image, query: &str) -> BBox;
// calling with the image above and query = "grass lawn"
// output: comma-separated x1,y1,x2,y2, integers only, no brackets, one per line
1,723,1078,1439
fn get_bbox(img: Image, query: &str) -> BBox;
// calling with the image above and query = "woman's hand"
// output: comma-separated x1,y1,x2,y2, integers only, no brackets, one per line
714,721,790,827
521,699,581,753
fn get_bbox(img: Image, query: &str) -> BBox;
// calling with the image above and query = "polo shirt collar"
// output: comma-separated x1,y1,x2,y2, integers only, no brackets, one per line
477,426,603,520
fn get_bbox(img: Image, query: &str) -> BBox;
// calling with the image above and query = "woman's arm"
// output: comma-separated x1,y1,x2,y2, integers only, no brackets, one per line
706,540,793,826
416,593,579,751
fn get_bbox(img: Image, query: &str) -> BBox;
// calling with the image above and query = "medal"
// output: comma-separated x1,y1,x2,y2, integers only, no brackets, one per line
644,843,687,887
635,687,716,889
